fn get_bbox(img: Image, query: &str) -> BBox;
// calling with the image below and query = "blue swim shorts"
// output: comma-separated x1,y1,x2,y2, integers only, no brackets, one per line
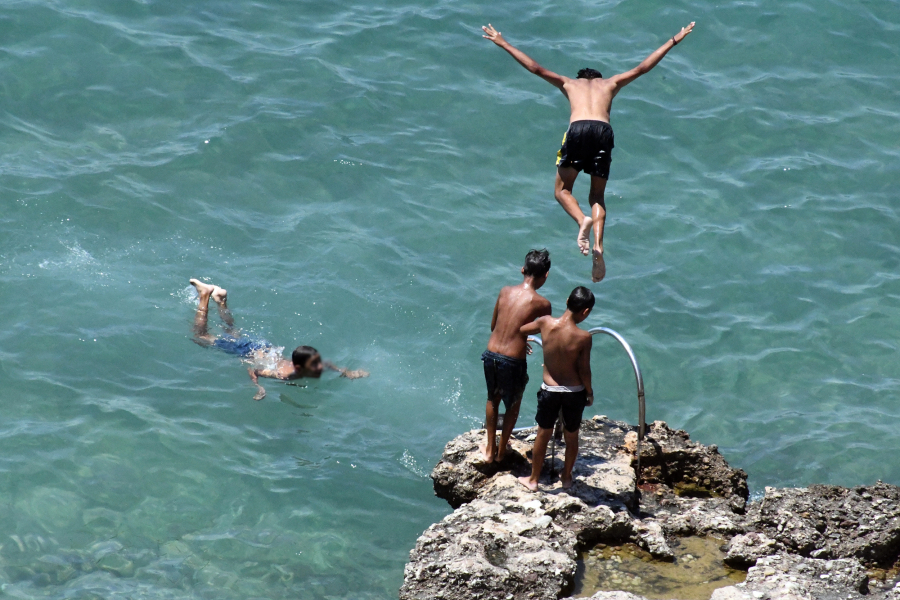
213,335,272,357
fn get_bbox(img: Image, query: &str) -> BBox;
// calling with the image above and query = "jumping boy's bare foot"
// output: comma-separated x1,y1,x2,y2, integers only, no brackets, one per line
561,474,574,489
577,217,593,255
517,476,538,491
479,444,495,464
190,278,217,301
591,249,606,283
211,286,228,305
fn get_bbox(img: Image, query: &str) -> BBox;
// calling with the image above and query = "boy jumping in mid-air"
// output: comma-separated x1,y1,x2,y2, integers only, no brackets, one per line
482,21,695,282
190,279,367,400
481,249,552,463
518,286,595,490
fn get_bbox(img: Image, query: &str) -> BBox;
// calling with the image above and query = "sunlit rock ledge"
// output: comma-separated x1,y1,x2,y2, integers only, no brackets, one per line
400,417,900,600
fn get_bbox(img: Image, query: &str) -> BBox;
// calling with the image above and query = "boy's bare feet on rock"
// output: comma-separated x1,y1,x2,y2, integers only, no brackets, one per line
496,443,513,462
517,476,538,491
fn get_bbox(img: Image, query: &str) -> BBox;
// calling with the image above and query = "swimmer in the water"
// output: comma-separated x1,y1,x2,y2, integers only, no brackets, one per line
190,279,368,400
482,21,695,282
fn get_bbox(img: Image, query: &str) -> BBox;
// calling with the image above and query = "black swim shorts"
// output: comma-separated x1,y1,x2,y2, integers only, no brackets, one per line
482,350,529,412
534,386,588,432
556,120,615,179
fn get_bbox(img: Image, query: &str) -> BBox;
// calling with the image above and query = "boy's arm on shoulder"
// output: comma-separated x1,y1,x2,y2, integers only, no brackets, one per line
519,315,545,336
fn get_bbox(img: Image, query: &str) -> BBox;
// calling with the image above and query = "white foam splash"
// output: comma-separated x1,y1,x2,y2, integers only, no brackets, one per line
400,450,428,478
38,242,100,272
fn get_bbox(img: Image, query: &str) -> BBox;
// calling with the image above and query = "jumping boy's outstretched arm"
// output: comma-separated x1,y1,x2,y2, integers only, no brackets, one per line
608,22,695,89
482,24,568,90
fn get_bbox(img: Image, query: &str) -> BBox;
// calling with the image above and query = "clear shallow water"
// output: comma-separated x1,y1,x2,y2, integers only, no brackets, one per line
574,537,746,599
1,0,899,597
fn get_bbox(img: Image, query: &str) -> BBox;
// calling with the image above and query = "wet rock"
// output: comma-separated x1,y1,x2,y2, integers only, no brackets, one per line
723,532,781,569
634,521,673,561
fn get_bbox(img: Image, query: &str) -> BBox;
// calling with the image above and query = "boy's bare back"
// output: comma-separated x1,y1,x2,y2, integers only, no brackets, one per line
534,316,592,389
488,284,551,360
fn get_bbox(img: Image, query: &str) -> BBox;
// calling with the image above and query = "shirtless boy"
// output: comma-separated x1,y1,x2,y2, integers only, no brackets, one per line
482,21,695,281
189,279,367,400
481,249,552,463
518,286,595,491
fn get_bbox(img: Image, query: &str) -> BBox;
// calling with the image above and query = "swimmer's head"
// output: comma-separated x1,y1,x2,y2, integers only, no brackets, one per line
577,68,603,80
567,286,595,321
523,248,551,281
292,345,323,377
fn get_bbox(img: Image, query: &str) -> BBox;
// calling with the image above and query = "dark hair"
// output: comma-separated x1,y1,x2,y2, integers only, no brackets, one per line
567,286,595,313
577,68,603,80
292,345,319,367
523,249,551,277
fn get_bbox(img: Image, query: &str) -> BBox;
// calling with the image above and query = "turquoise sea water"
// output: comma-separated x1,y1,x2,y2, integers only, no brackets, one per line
1,0,899,597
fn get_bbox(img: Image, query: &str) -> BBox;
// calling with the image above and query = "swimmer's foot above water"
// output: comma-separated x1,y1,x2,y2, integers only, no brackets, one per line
190,278,217,301
211,286,228,305
577,217,593,256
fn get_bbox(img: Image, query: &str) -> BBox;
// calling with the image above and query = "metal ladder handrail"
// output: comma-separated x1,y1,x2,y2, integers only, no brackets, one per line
526,326,646,482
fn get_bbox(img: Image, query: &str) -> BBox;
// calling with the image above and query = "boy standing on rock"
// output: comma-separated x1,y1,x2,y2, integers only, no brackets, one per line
518,286,595,490
481,249,553,463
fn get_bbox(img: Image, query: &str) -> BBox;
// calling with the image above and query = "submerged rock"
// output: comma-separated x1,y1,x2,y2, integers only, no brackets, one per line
402,417,900,600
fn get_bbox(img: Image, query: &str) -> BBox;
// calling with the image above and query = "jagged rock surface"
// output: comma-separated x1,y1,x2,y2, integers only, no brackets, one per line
711,554,871,600
402,418,900,600
744,483,900,566
723,532,781,569
637,422,749,512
